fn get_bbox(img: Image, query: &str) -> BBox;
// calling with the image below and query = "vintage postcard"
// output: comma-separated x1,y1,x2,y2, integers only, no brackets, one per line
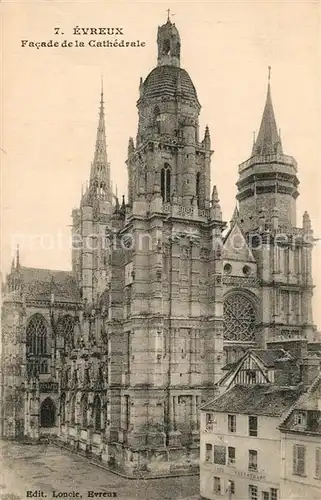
1,1,320,499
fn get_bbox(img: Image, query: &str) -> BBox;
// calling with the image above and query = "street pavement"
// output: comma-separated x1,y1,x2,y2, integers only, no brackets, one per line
0,441,200,500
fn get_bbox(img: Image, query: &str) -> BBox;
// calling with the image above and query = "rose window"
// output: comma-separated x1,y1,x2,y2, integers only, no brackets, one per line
223,294,256,341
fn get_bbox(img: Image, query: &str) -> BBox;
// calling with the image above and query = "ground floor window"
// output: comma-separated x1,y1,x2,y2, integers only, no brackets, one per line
213,476,221,495
249,485,258,500
270,488,278,500
228,480,235,495
40,397,56,427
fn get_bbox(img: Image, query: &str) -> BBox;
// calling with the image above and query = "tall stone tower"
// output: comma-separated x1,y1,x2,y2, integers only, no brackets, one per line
223,73,315,370
110,16,225,473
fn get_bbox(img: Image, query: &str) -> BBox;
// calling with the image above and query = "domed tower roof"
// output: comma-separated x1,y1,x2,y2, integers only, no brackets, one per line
141,65,199,106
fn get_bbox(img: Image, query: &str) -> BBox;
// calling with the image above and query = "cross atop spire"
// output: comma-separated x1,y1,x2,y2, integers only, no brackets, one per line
252,69,283,157
167,8,171,22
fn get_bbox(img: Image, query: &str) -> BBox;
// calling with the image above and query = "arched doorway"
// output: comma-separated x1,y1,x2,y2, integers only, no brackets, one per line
40,397,56,427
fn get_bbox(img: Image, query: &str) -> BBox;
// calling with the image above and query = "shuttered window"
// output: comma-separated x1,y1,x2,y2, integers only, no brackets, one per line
293,444,306,476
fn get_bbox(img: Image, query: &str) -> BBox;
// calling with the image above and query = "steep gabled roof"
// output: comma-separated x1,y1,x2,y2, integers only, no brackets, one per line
202,384,299,417
19,267,79,303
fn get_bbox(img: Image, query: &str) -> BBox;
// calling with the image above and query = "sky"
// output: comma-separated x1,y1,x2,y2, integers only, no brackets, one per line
1,0,321,324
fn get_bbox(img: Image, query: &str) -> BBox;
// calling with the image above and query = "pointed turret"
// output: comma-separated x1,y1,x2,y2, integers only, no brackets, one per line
211,185,219,205
252,68,283,156
303,211,312,233
203,125,211,150
128,137,135,156
211,185,222,221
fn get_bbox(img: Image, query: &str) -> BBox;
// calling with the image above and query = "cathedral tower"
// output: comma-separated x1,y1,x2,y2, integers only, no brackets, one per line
109,16,225,474
237,72,299,232
222,71,315,368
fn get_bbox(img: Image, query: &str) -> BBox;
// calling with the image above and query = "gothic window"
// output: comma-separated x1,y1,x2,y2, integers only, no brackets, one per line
26,314,48,355
57,315,75,351
40,397,56,428
196,172,201,208
92,395,102,432
223,294,256,342
80,394,88,428
161,164,171,203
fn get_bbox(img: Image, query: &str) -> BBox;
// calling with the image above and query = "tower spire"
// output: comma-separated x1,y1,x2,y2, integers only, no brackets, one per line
252,67,283,157
85,81,112,203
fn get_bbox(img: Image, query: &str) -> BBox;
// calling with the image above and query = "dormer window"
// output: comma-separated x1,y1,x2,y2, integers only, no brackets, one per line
294,411,307,426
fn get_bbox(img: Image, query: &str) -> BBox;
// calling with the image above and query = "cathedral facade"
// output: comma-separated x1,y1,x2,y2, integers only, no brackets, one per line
0,17,318,476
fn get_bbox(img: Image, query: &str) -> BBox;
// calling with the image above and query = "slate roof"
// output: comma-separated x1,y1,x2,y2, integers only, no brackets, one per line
252,348,292,367
142,65,200,106
202,384,300,417
221,348,292,372
279,374,321,434
19,266,79,303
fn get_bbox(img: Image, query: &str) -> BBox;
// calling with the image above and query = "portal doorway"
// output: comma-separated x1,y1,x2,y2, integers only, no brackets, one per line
40,397,56,427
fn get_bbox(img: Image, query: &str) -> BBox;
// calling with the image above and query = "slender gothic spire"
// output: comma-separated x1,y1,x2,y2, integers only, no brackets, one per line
252,68,283,157
84,81,111,203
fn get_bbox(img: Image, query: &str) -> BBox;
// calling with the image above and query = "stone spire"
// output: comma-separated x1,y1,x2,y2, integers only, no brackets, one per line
85,81,111,203
252,68,283,156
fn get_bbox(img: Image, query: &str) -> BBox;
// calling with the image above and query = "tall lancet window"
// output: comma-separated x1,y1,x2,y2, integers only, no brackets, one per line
26,314,48,355
161,164,171,203
196,172,201,208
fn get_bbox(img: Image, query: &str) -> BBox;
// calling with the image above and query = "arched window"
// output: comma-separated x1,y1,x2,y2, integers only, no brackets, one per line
92,395,102,432
40,397,56,428
70,394,76,425
26,314,47,355
223,294,256,342
161,164,171,203
60,393,66,424
80,394,88,428
57,315,74,351
196,172,201,207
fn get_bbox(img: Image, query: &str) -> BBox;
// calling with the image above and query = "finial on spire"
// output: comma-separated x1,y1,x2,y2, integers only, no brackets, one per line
167,8,170,22
268,65,271,83
100,74,104,102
